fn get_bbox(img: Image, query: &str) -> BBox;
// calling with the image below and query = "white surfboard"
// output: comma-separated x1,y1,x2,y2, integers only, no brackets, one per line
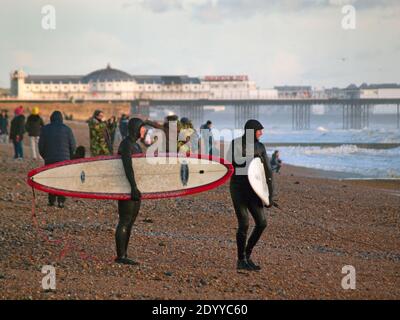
27,154,233,200
248,157,270,206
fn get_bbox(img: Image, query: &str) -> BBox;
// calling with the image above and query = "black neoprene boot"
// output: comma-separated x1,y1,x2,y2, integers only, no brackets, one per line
237,259,252,270
114,257,140,265
246,257,261,271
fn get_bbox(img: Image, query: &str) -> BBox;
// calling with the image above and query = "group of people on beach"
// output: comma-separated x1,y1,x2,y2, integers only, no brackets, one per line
2,105,283,270
1,106,45,160
86,110,215,158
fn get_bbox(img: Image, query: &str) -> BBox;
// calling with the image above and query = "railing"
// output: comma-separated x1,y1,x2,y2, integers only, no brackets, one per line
2,90,400,101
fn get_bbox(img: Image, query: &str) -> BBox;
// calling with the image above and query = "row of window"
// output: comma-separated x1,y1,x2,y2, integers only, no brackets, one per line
24,84,205,91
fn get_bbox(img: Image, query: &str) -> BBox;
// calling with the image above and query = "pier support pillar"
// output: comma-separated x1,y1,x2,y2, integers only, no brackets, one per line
235,104,259,129
179,103,204,127
292,104,311,130
342,103,370,129
397,104,399,129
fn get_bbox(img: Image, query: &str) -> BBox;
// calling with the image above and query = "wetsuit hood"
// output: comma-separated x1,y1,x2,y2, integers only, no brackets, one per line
50,111,63,124
128,118,145,140
244,119,264,131
243,119,263,142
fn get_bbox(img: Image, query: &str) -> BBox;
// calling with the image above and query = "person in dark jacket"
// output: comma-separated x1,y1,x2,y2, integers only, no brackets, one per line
270,150,282,173
0,109,9,144
25,106,44,159
9,106,25,159
200,120,213,155
107,116,118,154
115,118,146,265
227,119,274,271
39,111,76,208
119,114,129,139
72,146,86,160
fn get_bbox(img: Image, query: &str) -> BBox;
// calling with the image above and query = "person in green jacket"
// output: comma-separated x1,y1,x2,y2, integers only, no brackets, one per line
88,110,112,156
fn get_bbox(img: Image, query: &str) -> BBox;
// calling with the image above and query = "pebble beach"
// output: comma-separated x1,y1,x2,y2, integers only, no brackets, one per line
0,120,399,300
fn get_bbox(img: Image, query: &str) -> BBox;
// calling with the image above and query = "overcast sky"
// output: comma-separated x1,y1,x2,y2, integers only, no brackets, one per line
0,0,399,88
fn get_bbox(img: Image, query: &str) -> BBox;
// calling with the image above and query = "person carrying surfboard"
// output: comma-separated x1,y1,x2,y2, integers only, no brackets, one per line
227,119,274,271
115,117,147,265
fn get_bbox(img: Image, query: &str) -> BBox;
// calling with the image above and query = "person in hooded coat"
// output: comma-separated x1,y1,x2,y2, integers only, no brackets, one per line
39,111,76,208
9,106,25,159
115,117,147,265
227,119,274,271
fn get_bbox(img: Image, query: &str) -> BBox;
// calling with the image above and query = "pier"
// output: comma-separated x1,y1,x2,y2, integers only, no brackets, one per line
131,97,400,130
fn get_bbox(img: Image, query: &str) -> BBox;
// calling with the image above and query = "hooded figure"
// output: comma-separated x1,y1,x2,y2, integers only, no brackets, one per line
227,119,274,271
115,117,146,265
9,106,26,159
88,109,112,156
39,111,76,208
39,111,76,164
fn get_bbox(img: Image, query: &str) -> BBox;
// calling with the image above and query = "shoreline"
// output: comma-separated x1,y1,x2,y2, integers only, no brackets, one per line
1,128,399,186
263,142,400,149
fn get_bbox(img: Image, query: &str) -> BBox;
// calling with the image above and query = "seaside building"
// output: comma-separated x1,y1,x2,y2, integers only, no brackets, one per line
9,65,276,101
359,83,400,99
274,86,312,99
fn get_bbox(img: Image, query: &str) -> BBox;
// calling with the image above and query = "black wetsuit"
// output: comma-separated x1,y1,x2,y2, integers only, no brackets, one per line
227,119,274,269
115,118,144,264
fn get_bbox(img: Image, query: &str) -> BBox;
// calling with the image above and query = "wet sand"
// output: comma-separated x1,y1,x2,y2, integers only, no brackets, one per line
0,121,399,299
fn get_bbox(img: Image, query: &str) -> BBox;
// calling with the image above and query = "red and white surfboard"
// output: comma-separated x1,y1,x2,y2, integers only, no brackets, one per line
27,153,233,200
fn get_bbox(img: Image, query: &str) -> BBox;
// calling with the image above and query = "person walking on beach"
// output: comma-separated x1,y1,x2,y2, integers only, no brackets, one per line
25,106,44,159
0,109,9,144
88,110,112,156
115,118,147,265
9,106,25,160
39,111,76,208
200,120,213,156
227,119,274,271
107,116,118,154
119,114,129,140
270,150,283,173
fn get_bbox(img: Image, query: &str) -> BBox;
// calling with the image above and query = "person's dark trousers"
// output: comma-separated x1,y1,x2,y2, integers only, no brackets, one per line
48,194,66,206
46,160,67,206
272,165,281,173
12,140,23,158
230,179,267,261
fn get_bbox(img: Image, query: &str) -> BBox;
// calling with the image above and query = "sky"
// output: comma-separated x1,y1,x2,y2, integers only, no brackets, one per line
0,0,399,89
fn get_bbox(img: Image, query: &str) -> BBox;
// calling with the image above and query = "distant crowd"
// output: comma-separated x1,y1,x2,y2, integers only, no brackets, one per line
0,106,216,161
0,106,282,173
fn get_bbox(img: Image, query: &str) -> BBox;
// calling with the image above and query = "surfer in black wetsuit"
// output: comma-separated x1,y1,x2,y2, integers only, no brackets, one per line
115,118,147,265
227,119,274,271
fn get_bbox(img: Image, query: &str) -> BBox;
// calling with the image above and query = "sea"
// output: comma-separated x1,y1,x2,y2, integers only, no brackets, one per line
153,105,400,179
